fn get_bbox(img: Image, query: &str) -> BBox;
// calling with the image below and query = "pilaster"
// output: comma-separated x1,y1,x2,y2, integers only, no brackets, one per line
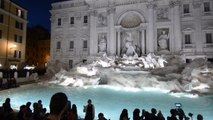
117,30,121,56
146,2,156,53
141,29,145,55
193,1,202,53
89,10,97,56
170,0,182,53
107,7,116,55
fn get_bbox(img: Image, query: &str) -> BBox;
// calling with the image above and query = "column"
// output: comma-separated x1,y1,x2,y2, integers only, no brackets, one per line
14,72,18,79
141,29,145,55
0,72,3,78
171,0,182,53
89,10,96,56
26,71,30,78
193,2,202,54
108,7,116,55
170,4,175,52
146,2,155,53
117,30,121,56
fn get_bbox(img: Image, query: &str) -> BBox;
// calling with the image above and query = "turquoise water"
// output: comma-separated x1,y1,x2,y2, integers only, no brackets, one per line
0,84,212,120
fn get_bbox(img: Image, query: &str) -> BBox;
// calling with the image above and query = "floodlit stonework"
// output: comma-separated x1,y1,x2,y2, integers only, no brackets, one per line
50,0,213,68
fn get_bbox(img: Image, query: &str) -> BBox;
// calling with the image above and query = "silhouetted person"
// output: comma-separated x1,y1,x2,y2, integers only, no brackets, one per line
2,98,14,120
84,99,95,120
17,105,26,120
38,100,47,117
141,109,146,120
69,104,78,120
38,100,43,110
33,102,40,120
119,109,129,120
197,114,203,120
157,110,165,120
133,108,140,120
144,111,151,120
167,109,178,120
25,102,32,119
46,92,68,120
0,106,4,120
150,108,158,120
176,108,186,120
98,112,107,120
2,98,13,113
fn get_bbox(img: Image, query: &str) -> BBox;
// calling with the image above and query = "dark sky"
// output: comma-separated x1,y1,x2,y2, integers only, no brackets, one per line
11,0,65,32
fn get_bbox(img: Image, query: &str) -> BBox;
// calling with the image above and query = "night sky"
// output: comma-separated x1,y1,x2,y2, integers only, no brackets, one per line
11,0,65,32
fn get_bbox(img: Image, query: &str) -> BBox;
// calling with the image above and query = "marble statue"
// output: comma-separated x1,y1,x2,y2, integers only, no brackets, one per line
158,31,169,50
145,53,155,68
124,32,137,56
157,56,167,68
98,14,107,26
138,57,149,69
98,34,107,52
157,8,169,20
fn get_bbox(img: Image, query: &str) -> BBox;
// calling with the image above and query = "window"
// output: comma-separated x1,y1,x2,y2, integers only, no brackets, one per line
14,51,21,58
206,33,212,43
0,0,4,9
0,14,3,23
14,50,18,58
57,18,61,26
183,4,190,14
0,30,2,39
14,35,22,43
70,41,74,49
204,2,210,12
18,51,21,58
83,40,87,48
83,16,88,23
184,34,191,44
69,60,73,68
15,21,23,30
56,41,61,49
70,17,74,24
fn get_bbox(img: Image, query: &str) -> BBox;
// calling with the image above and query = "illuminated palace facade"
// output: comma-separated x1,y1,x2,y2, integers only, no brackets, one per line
50,0,213,68
0,0,27,69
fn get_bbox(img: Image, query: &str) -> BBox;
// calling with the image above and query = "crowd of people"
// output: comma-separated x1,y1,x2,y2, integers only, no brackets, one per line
0,92,204,120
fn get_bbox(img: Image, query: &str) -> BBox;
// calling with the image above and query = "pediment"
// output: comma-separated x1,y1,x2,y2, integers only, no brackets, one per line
182,27,194,32
203,26,213,30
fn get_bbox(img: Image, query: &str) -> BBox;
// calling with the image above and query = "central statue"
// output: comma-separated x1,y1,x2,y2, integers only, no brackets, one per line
124,32,137,56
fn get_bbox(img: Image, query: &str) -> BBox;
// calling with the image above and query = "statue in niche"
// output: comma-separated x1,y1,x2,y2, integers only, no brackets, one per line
123,32,137,56
157,8,169,20
158,30,169,51
98,14,107,26
98,34,107,53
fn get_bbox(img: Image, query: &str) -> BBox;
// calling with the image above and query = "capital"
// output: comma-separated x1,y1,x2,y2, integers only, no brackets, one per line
89,10,97,16
107,7,116,14
169,0,181,8
146,2,157,9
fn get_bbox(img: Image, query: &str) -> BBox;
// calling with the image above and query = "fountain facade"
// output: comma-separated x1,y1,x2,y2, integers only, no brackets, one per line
50,0,213,68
